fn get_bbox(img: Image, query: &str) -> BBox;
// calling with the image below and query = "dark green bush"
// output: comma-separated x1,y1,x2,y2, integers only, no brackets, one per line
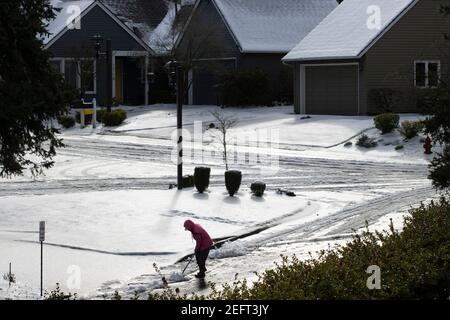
219,69,270,106
96,109,107,123
374,113,400,134
102,109,127,127
369,88,402,113
399,120,423,139
356,134,378,148
225,170,242,197
57,115,75,129
194,167,211,193
250,181,266,197
182,175,194,188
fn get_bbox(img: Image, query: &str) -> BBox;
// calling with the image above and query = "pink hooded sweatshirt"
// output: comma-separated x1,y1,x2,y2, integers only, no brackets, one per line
184,220,213,252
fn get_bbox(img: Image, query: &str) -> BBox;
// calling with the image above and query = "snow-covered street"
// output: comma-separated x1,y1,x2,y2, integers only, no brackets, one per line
0,105,437,299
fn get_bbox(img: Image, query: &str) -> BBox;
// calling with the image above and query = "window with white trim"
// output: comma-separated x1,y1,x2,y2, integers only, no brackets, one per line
49,58,96,94
415,61,440,88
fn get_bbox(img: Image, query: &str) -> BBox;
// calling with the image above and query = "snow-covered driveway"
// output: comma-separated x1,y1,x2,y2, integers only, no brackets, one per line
0,105,436,299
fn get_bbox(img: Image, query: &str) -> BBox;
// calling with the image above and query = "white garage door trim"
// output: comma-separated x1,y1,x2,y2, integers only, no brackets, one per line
300,62,360,115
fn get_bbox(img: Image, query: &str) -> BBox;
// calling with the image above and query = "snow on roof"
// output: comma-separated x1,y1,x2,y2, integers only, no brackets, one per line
212,0,338,53
43,0,95,45
283,0,418,61
146,1,178,55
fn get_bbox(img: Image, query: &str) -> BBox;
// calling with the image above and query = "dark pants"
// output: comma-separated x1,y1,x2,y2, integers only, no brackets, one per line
195,249,210,274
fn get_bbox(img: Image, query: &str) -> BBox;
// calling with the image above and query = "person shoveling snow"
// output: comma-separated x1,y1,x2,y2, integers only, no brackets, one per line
184,219,213,279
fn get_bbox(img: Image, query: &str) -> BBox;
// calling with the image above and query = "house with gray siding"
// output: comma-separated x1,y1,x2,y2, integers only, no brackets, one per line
44,0,154,106
283,0,450,115
176,0,338,105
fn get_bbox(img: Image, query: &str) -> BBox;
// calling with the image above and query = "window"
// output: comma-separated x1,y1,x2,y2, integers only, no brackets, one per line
79,60,95,94
415,61,440,88
56,58,96,95
50,60,62,74
65,60,78,89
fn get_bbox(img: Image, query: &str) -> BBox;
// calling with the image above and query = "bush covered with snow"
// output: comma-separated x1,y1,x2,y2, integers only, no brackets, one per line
225,170,242,197
399,120,423,140
356,134,378,148
374,113,400,134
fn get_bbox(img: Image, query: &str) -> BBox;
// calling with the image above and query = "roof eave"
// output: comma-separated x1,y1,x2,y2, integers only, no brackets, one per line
282,55,361,63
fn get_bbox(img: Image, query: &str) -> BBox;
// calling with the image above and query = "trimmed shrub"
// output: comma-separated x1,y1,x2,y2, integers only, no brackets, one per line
182,175,194,188
250,181,266,197
356,134,378,148
399,120,423,139
368,88,402,113
57,115,75,129
96,109,107,123
219,69,270,106
194,167,211,193
374,113,400,134
225,170,242,197
102,109,127,127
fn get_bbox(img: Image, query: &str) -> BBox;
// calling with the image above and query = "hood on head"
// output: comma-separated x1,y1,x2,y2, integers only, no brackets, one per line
184,219,195,231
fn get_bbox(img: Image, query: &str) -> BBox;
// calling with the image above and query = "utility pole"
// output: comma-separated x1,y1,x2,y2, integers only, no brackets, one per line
166,60,184,189
176,64,184,190
106,39,112,112
39,221,45,297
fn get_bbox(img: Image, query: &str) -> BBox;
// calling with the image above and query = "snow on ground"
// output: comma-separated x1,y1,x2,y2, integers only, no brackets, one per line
0,104,439,299
0,187,313,298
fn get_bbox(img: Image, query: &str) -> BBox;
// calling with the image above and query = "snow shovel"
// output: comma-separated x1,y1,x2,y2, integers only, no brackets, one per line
182,256,194,274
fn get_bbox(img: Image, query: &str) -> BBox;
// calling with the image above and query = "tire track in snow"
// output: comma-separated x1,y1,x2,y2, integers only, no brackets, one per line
245,185,436,249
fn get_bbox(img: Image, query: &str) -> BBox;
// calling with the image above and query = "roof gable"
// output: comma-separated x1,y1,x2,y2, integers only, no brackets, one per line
214,0,338,53
44,0,154,53
283,0,418,61
179,0,337,54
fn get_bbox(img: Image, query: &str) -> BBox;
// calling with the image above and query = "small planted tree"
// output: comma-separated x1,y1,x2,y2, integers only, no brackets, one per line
210,110,238,171
194,167,210,193
225,170,241,197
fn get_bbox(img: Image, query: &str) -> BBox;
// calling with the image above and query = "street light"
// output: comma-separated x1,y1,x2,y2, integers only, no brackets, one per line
166,60,184,190
91,34,112,112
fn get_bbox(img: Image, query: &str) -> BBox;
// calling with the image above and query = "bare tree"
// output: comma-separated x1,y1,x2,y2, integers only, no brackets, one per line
149,1,225,98
210,110,238,170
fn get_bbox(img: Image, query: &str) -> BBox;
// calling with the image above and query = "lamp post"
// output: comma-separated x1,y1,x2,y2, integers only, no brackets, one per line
166,60,184,190
91,34,112,112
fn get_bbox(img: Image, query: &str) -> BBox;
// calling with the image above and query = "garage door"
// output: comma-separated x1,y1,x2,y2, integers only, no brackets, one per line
193,59,236,105
305,65,359,115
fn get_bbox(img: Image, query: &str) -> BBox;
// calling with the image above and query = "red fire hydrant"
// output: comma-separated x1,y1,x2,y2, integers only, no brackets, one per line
423,136,432,154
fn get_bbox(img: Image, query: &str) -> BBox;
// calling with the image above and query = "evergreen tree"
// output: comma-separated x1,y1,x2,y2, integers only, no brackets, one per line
0,0,71,177
420,4,450,190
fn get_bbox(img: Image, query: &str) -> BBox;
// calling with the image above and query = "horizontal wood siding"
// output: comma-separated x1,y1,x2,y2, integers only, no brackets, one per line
364,0,450,113
177,0,240,59
48,5,147,57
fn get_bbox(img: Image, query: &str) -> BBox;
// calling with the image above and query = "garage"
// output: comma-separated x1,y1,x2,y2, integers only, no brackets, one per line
305,65,359,115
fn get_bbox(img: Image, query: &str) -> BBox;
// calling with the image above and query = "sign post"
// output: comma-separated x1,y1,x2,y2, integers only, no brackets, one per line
39,221,45,297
